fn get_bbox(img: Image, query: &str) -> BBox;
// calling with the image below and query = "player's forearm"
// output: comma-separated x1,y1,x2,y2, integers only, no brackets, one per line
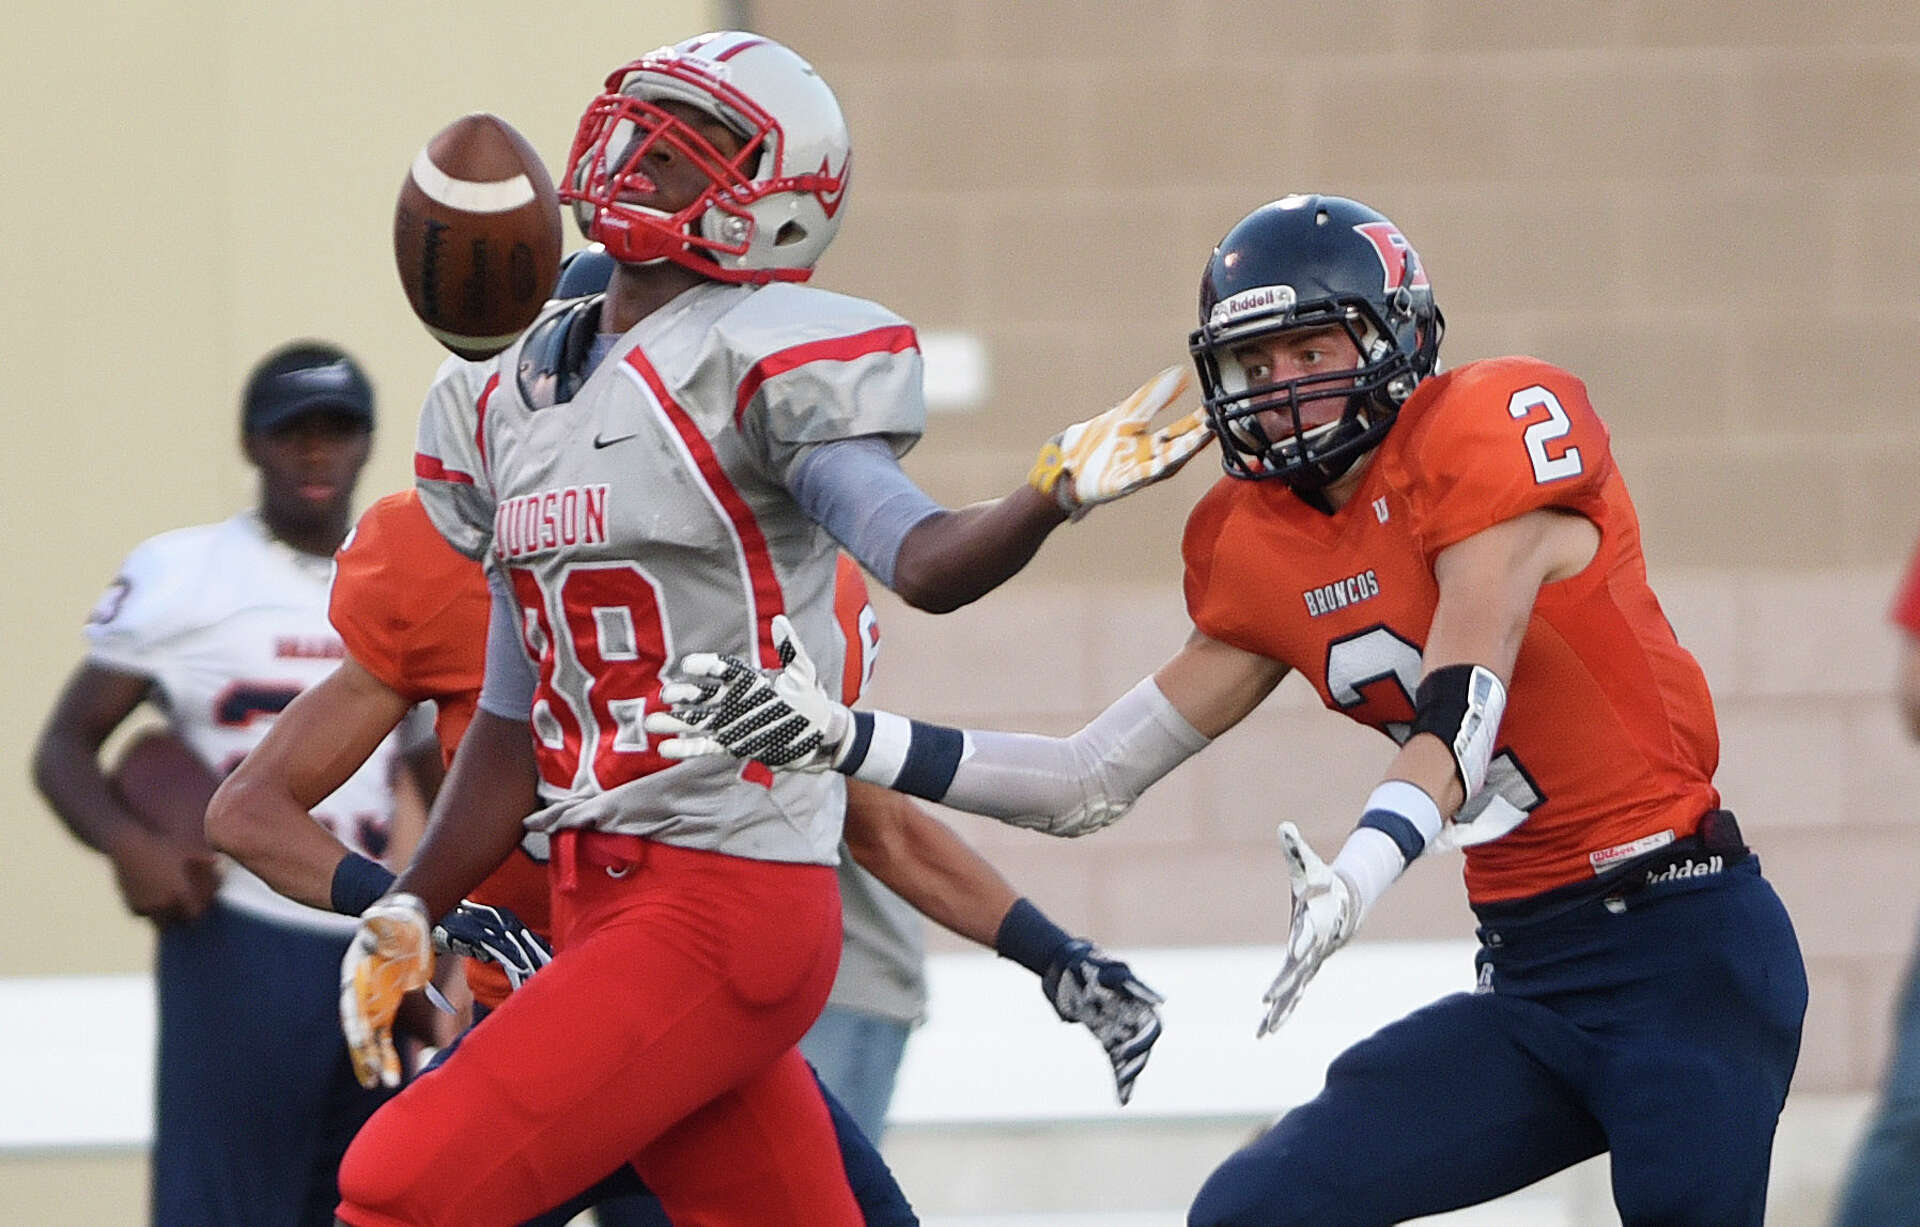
207,660,412,909
30,728,152,857
838,678,1208,838
392,709,539,920
844,782,1019,947
204,771,351,910
888,485,1068,613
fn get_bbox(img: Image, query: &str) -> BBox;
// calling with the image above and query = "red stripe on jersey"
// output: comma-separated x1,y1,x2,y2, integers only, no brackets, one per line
732,325,920,426
623,348,788,667
712,36,767,61
475,374,499,479
414,453,475,485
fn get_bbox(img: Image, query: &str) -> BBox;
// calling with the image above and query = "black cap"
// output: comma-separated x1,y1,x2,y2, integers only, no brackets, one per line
241,341,375,435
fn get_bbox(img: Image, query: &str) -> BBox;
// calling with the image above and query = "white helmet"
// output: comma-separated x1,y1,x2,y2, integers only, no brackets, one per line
559,32,851,284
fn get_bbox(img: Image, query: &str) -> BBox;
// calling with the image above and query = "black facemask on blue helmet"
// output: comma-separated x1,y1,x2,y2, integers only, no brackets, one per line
1189,195,1444,489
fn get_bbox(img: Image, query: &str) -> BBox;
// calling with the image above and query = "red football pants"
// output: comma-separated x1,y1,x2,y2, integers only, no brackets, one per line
336,833,858,1227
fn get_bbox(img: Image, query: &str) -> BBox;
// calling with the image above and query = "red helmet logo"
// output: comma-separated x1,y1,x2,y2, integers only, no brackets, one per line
814,153,850,219
1353,222,1430,292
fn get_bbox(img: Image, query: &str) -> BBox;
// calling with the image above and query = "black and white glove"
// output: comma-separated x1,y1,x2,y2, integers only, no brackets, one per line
1043,940,1166,1105
646,614,851,772
431,901,553,992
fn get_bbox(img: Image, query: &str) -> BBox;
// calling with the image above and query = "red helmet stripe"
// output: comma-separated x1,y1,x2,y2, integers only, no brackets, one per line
712,36,769,61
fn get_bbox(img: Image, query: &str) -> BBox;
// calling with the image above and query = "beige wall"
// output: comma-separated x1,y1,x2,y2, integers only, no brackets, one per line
0,2,709,1220
747,0,1920,1104
3,0,707,975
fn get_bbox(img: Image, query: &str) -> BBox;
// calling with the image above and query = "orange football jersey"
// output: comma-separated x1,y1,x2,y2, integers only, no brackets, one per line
332,490,547,1007
332,491,488,757
1184,356,1720,903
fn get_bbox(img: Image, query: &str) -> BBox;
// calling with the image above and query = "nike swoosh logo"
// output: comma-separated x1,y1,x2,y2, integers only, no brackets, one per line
592,432,636,450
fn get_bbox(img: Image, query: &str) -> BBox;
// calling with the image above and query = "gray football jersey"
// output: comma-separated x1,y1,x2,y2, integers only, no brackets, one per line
415,280,925,864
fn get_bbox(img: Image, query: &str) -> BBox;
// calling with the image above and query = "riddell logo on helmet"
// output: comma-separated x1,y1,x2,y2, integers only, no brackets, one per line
1209,284,1296,327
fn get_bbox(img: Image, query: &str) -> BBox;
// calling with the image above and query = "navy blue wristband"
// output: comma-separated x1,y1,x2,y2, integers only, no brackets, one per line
330,852,397,917
994,897,1076,976
836,710,967,801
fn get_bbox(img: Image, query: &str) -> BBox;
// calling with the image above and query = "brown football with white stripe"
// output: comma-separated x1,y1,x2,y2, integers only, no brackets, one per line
394,113,563,361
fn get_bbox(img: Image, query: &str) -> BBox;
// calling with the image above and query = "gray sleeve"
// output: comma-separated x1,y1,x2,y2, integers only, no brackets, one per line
477,567,537,722
846,678,1212,837
786,436,943,590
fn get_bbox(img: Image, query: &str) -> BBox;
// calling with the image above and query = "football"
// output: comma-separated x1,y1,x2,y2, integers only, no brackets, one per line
110,728,219,850
394,113,564,361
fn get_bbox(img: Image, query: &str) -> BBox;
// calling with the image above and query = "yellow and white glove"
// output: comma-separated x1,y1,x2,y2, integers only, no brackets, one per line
340,893,434,1089
1028,366,1212,518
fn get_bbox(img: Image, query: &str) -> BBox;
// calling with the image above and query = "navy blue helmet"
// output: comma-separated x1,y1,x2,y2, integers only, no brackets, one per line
1189,195,1443,488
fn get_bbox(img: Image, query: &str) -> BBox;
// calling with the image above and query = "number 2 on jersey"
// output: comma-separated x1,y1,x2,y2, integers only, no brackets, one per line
509,563,674,792
1325,626,1544,832
1509,384,1582,485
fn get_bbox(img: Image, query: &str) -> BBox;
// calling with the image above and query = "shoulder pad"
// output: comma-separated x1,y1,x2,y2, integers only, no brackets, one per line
515,296,604,410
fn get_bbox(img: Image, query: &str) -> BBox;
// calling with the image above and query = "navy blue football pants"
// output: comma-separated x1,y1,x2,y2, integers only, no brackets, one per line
1190,858,1806,1227
424,1008,919,1227
153,902,394,1227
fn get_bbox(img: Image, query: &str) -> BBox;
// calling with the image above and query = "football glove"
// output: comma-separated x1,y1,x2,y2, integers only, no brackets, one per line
432,901,552,992
646,615,851,772
340,893,434,1089
1027,366,1212,517
1258,823,1361,1038
1043,940,1166,1105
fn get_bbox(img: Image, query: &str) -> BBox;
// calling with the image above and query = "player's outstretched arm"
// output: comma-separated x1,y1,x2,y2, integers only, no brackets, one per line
885,367,1209,613
649,624,1281,835
205,656,412,912
32,662,219,924
843,779,1163,1103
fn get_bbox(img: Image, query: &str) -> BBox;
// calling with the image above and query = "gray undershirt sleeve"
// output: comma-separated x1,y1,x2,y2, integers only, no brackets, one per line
846,678,1212,837
786,436,943,589
477,567,538,721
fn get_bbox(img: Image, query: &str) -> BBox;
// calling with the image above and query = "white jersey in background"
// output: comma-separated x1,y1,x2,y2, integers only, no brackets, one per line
415,279,925,866
84,511,404,935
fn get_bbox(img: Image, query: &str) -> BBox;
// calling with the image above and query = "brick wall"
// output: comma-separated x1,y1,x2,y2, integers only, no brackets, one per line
752,0,1920,1096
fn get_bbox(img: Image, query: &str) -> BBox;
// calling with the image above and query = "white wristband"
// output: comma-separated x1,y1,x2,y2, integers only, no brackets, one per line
1331,828,1405,922
1333,781,1445,921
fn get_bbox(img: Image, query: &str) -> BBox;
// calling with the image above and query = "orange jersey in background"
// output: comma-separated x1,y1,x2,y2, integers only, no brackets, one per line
331,490,547,1007
1184,356,1720,903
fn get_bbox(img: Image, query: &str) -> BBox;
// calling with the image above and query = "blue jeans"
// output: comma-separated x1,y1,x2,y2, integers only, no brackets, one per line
1833,924,1920,1227
800,1005,913,1143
